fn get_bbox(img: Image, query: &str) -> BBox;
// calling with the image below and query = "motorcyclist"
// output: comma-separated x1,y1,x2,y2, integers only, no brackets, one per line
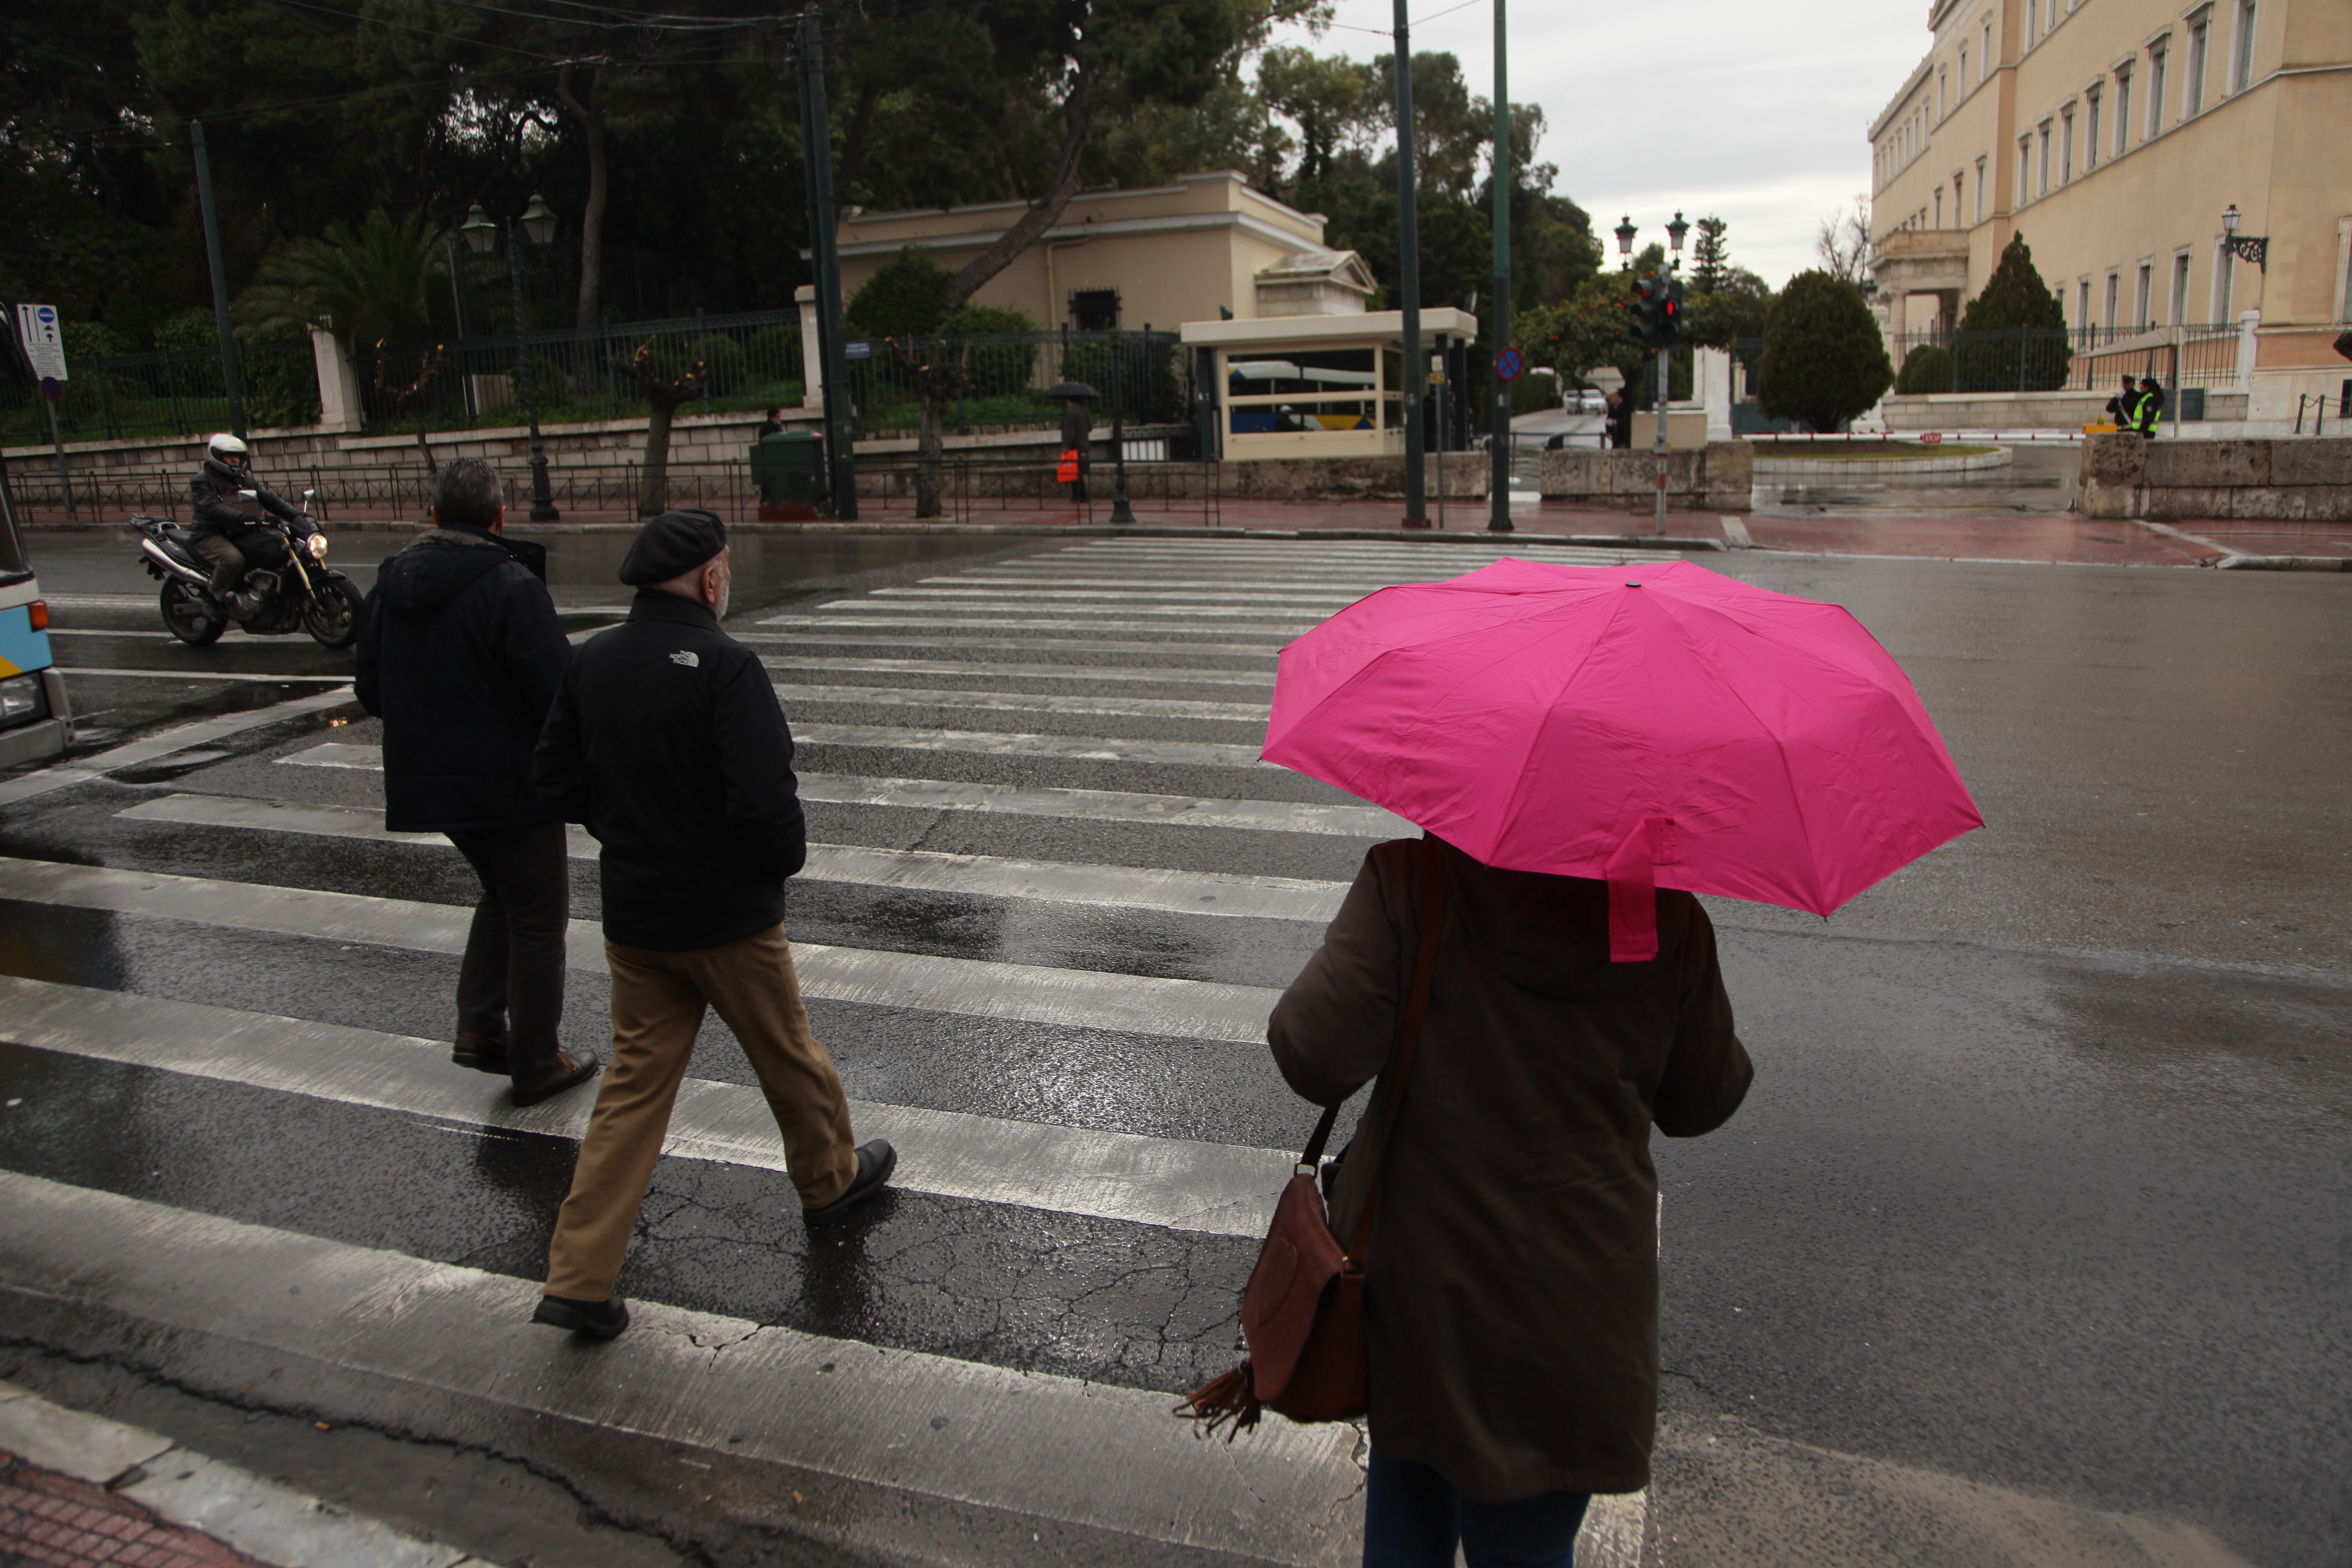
188,433,307,615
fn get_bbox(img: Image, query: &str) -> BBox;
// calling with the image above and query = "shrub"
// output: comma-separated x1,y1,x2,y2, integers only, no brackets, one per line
845,250,952,339
1954,233,2069,392
1895,345,1954,395
1756,270,1894,432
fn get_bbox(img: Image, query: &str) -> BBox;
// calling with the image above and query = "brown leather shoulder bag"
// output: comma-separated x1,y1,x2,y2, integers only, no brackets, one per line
1178,843,1448,1437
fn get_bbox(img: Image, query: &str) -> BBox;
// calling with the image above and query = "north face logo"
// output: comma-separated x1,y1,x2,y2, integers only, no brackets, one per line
669,650,699,668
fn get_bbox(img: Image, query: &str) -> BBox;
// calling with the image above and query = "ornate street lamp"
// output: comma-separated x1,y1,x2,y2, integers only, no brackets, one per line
2220,204,2267,273
1666,210,1690,257
462,196,562,521
1614,216,1638,266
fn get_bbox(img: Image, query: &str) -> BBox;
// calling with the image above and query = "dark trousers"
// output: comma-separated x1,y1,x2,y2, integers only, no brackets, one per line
189,532,248,597
1362,1450,1591,1568
445,822,571,1081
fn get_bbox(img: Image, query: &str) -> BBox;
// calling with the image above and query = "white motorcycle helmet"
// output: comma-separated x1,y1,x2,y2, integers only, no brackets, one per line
203,432,252,485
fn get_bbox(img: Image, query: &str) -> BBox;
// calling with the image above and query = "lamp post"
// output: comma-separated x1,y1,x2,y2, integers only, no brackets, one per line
1614,216,1637,268
2220,203,2267,272
462,196,561,521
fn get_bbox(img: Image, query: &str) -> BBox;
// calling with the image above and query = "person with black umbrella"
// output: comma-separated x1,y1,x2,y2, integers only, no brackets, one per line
1050,380,1098,504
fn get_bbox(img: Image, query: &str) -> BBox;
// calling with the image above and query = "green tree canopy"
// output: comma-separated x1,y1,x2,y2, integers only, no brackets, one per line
1958,233,2066,332
232,209,445,350
1756,269,1892,431
1954,233,2070,390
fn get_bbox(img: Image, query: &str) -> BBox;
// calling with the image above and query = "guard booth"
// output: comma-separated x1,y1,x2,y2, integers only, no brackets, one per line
1182,307,1480,462
750,429,825,520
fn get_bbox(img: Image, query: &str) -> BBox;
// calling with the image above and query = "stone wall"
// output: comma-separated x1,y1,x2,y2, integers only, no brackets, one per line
1538,444,1753,511
2076,433,2352,520
1882,389,2249,429
1217,454,1488,500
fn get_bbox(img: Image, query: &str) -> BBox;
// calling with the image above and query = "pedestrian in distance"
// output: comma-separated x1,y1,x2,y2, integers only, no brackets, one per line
529,509,895,1341
1602,387,1634,450
1060,394,1093,503
354,457,596,1109
2135,377,2166,438
2103,374,2143,428
1265,835,1753,1568
756,407,784,439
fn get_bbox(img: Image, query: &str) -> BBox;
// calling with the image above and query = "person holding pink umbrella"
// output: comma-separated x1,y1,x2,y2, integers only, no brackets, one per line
1247,557,1980,1567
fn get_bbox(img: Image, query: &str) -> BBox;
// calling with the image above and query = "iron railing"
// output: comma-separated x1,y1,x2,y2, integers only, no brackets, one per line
0,338,320,448
1884,323,2239,395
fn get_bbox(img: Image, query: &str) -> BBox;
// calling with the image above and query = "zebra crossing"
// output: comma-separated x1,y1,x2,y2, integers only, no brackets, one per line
0,535,1672,1565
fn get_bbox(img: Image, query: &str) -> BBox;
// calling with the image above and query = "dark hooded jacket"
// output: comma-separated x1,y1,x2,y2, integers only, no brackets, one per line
189,459,305,538
354,526,569,832
1268,836,1752,1503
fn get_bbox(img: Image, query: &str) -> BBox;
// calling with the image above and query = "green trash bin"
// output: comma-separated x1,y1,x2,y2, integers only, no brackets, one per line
750,429,824,516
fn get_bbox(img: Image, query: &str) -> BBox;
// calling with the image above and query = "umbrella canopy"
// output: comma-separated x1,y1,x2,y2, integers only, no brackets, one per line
1044,380,1101,400
1263,558,1980,949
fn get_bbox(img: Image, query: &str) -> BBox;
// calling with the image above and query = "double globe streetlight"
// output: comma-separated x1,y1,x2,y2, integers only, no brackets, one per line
460,195,562,521
1613,211,1690,269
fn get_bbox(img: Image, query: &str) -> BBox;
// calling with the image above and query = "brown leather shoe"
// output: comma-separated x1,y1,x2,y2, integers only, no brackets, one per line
510,1049,599,1108
452,1030,510,1074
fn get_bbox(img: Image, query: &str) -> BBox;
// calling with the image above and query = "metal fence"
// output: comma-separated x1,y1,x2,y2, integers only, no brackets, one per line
840,328,1191,436
0,338,320,448
1885,324,2240,395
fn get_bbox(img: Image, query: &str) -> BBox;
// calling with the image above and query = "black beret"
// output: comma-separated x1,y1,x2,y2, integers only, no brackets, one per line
619,509,727,585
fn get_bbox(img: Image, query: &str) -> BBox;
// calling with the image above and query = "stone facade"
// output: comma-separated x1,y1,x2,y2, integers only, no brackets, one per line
1538,444,1755,511
2076,431,2352,518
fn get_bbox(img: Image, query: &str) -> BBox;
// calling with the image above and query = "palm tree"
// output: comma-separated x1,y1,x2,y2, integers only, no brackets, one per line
236,211,448,470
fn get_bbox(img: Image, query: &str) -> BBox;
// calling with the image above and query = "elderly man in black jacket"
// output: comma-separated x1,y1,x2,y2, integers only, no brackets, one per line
527,510,894,1340
355,457,596,1109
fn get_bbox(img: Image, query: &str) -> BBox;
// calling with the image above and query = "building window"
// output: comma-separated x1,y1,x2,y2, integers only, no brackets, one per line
2171,251,2192,324
2186,16,2209,116
2076,280,2091,329
1960,44,1970,93
1954,169,1966,224
2061,106,2075,183
2149,44,2169,137
2017,137,2032,203
1983,17,1994,75
2085,88,2100,169
1939,67,1947,118
2103,272,2120,332
2214,240,2233,320
1975,157,1988,220
2232,0,2256,92
2135,261,2153,327
2115,66,2133,155
2037,122,2052,196
1070,289,1119,330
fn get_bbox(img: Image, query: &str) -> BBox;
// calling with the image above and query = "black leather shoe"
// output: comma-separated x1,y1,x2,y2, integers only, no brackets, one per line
452,1030,510,1074
804,1140,896,1225
531,1294,629,1340
511,1049,599,1108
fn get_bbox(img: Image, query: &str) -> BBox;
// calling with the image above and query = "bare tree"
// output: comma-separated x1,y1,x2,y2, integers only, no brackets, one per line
616,342,706,518
888,335,972,518
373,340,448,481
556,62,608,331
1816,194,1874,284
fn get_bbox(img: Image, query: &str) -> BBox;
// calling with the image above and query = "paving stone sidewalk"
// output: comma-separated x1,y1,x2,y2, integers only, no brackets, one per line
1,1449,273,1568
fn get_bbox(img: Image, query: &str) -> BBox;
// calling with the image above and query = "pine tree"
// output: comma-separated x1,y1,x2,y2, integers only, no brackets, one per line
1954,232,2070,390
1689,216,1730,293
1756,270,1893,432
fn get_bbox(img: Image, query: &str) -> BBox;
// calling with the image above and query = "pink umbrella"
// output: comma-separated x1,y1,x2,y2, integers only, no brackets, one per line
1263,557,1981,959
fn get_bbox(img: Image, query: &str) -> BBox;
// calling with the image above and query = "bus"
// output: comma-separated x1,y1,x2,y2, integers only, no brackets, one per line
0,474,70,770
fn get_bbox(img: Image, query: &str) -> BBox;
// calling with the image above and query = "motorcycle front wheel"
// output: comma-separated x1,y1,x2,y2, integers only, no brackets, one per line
160,580,227,647
304,577,364,650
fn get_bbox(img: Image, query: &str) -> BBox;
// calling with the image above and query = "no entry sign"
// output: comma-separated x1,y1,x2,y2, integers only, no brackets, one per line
1494,347,1524,382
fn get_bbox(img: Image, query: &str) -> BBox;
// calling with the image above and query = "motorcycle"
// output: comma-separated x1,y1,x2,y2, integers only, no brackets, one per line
131,490,364,651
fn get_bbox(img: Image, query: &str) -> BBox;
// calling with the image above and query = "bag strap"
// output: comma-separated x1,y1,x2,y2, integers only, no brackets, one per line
1294,840,1448,1264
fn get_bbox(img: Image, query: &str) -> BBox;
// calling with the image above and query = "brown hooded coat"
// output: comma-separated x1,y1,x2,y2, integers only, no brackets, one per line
1267,837,1753,1502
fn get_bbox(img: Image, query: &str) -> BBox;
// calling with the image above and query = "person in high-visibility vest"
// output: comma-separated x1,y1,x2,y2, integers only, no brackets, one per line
2133,378,2166,438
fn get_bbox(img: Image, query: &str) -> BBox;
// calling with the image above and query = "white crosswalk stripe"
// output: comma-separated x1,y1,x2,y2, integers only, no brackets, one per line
1,536,1664,1566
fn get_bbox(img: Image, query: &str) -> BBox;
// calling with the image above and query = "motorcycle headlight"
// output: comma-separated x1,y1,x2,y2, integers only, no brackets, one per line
305,534,328,560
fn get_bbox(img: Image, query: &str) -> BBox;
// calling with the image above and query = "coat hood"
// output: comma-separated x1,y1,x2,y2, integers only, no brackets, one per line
1433,837,1687,1002
377,528,527,614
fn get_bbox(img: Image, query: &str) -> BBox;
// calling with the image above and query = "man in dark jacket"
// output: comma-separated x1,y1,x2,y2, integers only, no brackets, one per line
1602,388,1634,449
528,509,895,1341
354,457,595,1109
2102,375,2142,428
188,433,309,614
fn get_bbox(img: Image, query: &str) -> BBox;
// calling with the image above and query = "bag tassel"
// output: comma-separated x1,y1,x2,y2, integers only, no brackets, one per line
1173,1361,1262,1442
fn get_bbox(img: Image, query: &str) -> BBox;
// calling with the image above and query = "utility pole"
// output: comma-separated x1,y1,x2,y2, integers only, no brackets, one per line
797,8,857,519
1653,338,1669,537
1487,0,1513,532
1393,2,1426,528
190,121,245,439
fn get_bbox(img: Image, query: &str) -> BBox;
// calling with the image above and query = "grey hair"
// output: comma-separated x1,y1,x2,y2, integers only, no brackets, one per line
433,458,504,529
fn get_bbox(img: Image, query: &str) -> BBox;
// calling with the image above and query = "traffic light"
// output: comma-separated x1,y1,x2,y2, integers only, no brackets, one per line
1656,273,1687,348
1630,273,1663,346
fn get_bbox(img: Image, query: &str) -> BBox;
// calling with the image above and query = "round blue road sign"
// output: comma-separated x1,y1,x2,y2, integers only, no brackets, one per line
39,377,60,401
1494,347,1523,382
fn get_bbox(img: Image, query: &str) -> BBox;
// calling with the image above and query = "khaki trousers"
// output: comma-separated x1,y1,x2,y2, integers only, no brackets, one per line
544,922,859,1301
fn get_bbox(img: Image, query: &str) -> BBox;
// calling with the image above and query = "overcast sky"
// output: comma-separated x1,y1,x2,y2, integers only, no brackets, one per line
1265,0,1937,287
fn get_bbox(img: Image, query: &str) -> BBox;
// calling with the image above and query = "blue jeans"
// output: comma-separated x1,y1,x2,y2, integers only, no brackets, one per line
1363,1449,1591,1568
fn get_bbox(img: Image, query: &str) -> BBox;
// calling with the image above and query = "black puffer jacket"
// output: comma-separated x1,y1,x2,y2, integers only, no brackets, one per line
533,590,806,951
355,526,570,832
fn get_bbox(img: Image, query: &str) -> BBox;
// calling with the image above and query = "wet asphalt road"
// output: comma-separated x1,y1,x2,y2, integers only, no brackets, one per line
0,526,2345,1566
